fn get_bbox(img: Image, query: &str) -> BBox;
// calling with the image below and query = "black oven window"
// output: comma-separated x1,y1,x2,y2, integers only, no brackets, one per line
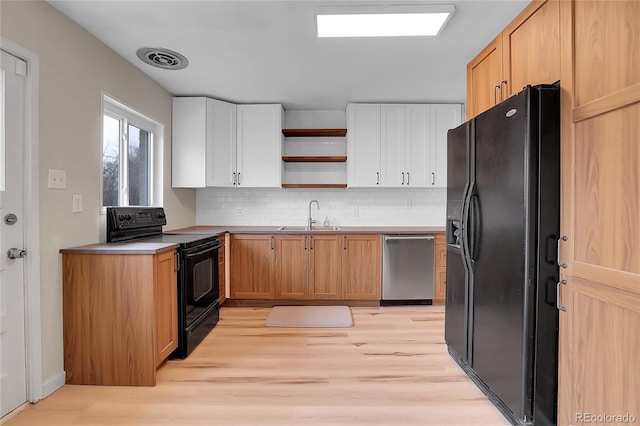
193,258,214,302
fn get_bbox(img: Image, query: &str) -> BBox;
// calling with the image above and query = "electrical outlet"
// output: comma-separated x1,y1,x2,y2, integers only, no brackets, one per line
352,207,358,216
48,169,66,189
234,208,243,216
72,194,83,213
404,200,412,209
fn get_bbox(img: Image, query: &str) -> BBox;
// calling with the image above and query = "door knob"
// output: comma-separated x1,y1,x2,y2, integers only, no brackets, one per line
7,248,27,259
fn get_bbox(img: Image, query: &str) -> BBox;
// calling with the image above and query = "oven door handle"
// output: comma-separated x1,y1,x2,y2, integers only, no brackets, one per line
183,242,223,258
174,251,180,272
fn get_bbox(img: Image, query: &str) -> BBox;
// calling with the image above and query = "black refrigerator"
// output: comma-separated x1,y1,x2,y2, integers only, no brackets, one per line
445,84,560,426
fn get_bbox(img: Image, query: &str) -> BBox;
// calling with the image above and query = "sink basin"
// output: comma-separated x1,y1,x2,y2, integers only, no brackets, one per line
278,226,341,231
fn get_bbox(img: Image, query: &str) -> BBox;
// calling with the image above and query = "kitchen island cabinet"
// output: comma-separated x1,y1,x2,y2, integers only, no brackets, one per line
229,234,276,299
61,247,177,386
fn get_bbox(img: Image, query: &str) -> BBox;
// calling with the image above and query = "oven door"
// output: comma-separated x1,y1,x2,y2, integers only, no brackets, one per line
182,241,221,326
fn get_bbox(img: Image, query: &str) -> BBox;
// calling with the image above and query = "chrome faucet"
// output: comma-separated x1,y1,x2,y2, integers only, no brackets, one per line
308,200,320,230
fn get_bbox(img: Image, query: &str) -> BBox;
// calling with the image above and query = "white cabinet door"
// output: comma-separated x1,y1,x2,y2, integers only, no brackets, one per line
405,105,431,188
380,104,406,188
172,97,237,188
347,104,381,188
236,104,283,188
430,104,463,188
172,97,208,188
206,98,237,187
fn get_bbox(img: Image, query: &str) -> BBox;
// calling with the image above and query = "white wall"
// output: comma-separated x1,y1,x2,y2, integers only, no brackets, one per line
197,187,446,227
0,1,196,392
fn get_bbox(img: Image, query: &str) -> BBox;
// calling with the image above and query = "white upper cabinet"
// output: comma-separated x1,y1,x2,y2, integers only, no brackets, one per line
347,104,381,188
236,104,283,188
381,104,406,187
430,104,463,188
349,103,463,189
172,98,283,188
172,97,236,188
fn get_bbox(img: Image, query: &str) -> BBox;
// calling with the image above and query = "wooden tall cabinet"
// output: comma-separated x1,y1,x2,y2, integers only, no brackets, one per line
229,234,276,299
466,0,560,119
557,1,640,424
62,248,178,386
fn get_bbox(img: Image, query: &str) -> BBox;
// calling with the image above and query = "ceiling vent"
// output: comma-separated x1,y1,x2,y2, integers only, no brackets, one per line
136,47,189,70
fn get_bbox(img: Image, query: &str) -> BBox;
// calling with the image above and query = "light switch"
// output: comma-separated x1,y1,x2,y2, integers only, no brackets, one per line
48,169,66,189
72,194,83,213
404,200,412,209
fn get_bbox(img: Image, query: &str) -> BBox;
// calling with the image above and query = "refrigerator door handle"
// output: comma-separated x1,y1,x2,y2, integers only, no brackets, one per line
468,192,480,261
461,181,474,266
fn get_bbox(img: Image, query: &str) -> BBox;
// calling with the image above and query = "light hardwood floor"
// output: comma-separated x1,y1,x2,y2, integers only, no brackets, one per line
4,306,508,426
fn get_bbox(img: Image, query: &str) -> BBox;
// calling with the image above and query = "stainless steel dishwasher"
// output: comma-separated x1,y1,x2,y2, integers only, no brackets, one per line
382,235,435,305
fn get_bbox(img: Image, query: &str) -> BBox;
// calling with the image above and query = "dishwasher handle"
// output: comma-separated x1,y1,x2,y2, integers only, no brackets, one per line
384,235,435,241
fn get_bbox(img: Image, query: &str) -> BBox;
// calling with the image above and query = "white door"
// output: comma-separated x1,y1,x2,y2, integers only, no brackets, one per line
0,49,28,418
405,104,431,188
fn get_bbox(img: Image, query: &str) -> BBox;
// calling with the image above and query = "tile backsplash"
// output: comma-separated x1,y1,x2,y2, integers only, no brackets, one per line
196,187,446,226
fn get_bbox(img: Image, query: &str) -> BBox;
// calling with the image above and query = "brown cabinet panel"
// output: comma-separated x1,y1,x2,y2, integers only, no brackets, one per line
433,234,447,305
218,236,226,304
230,234,276,299
275,234,309,299
466,35,503,119
502,0,560,99
433,267,447,305
342,235,382,300
154,250,178,366
573,0,640,106
309,235,343,299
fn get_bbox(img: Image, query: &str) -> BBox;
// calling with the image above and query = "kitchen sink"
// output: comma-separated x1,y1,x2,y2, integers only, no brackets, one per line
278,226,341,231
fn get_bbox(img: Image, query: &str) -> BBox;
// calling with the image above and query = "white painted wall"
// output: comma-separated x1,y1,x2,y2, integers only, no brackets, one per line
197,188,446,227
0,1,196,393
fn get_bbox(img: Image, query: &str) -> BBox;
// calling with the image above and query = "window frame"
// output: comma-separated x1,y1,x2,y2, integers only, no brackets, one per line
101,93,163,212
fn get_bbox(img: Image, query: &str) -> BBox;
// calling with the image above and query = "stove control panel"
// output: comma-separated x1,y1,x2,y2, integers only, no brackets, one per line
106,207,167,232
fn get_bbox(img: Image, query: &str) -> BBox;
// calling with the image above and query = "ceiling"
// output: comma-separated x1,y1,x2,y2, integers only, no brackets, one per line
48,0,529,110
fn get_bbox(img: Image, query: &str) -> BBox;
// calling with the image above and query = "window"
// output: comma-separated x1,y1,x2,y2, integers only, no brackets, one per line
102,95,163,209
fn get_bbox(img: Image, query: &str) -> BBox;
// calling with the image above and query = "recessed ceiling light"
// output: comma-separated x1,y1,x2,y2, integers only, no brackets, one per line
316,4,455,38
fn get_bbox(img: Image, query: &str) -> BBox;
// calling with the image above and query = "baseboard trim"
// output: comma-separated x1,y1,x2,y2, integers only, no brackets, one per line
41,371,65,399
223,299,380,308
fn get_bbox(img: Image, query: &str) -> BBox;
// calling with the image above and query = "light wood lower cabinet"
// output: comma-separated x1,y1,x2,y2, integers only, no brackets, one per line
230,234,276,299
217,235,226,304
62,249,177,386
433,234,447,305
275,234,343,300
342,234,382,300
310,235,343,299
275,234,308,299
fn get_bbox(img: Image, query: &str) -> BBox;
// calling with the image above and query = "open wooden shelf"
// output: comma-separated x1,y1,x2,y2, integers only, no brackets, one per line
282,183,347,189
282,128,347,137
282,156,347,163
